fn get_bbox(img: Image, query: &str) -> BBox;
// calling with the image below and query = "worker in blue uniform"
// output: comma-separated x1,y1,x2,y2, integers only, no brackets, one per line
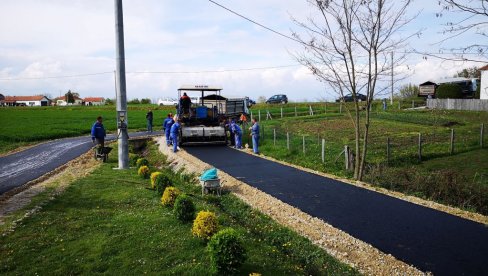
231,121,242,149
249,118,260,154
163,113,174,146
170,117,181,153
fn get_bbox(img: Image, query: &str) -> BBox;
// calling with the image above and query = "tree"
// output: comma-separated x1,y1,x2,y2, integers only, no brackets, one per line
128,98,140,104
438,1,488,61
257,96,266,103
65,90,75,104
292,0,414,180
398,83,419,99
105,98,115,105
454,66,481,79
140,98,151,104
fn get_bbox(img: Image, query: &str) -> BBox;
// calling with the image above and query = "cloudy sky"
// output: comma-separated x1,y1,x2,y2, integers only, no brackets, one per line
0,0,485,102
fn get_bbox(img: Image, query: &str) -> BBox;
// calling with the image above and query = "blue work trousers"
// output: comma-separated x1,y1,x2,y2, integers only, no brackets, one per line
165,129,172,145
252,135,259,153
170,134,178,152
147,120,153,132
235,132,242,149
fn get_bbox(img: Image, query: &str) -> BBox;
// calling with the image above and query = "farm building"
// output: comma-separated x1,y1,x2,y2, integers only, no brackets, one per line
54,96,83,106
84,97,105,106
0,95,51,106
480,65,488,100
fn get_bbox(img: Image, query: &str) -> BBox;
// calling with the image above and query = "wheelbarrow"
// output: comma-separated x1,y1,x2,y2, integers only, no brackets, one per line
200,179,225,196
94,146,112,162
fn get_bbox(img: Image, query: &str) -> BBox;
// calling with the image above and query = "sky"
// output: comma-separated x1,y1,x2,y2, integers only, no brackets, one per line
0,0,486,102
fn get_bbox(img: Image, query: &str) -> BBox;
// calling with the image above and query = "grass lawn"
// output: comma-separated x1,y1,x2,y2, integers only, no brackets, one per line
0,141,357,275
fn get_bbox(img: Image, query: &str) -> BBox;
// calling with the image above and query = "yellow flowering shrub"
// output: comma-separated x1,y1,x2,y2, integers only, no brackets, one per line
150,172,162,189
192,211,218,240
138,165,150,179
161,186,180,207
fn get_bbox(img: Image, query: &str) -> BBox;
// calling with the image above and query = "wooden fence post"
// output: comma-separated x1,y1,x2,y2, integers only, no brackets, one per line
287,132,290,150
321,139,325,163
309,105,314,116
258,110,261,122
450,129,455,155
273,128,276,146
418,133,422,162
345,145,350,170
398,101,401,110
250,111,253,121
302,135,306,154
412,100,415,108
386,137,390,165
280,107,283,118
481,123,484,148
340,102,343,113
295,106,297,117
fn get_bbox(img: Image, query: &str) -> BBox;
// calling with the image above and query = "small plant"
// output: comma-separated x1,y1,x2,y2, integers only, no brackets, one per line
136,158,149,168
138,165,150,179
161,187,180,207
174,194,196,222
192,211,219,240
129,153,139,166
150,172,162,189
155,173,172,195
207,228,247,274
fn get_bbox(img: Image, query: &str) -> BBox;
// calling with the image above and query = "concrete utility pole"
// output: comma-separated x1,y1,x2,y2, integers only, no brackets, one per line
115,0,129,169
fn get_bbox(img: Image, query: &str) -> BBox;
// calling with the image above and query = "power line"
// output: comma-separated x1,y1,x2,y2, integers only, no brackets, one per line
208,0,302,44
0,64,302,81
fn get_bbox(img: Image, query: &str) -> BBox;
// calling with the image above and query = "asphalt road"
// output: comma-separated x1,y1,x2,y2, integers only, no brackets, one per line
0,131,163,195
185,145,488,276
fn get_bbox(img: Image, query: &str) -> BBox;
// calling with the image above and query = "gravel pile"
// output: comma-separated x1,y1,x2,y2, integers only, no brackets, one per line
157,138,428,275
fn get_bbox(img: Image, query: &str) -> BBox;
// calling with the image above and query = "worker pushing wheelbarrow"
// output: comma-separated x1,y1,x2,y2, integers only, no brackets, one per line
91,116,111,162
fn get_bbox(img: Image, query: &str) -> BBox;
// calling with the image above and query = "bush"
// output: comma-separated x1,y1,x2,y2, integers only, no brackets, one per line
207,228,247,274
150,172,162,189
161,187,181,207
192,211,218,240
138,165,150,179
436,83,463,99
174,194,196,222
155,173,172,195
129,153,139,166
136,158,149,168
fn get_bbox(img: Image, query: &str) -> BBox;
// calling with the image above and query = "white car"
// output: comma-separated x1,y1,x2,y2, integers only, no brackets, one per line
158,97,178,106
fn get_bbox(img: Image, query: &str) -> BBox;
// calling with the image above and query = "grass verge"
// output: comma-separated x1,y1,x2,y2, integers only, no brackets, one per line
0,140,357,275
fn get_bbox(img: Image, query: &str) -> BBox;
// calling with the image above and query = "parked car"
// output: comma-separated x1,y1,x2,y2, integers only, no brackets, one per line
158,97,178,106
266,94,288,104
335,93,367,102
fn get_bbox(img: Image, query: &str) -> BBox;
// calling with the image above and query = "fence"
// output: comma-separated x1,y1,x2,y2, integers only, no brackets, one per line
253,124,486,172
427,99,488,111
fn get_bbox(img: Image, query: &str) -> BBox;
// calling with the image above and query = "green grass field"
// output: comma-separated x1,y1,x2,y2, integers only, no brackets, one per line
0,141,357,275
0,105,176,153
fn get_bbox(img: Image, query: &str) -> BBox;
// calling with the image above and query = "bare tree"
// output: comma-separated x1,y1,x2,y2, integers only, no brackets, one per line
292,0,414,180
438,0,488,60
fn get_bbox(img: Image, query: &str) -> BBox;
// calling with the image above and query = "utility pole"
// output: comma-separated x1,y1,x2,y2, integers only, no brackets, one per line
390,51,394,105
115,0,129,169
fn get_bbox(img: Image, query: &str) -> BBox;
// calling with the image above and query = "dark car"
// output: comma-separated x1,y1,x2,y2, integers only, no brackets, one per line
266,94,288,104
336,93,367,102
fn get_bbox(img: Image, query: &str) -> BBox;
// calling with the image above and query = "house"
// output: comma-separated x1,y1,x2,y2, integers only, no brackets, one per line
1,95,51,106
479,65,488,100
54,96,83,106
84,97,105,106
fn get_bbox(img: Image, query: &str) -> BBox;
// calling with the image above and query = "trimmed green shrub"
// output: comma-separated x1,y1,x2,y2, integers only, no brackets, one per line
137,165,150,179
129,153,139,166
192,211,218,240
173,194,196,222
161,187,180,207
436,83,463,99
155,173,172,195
136,158,149,168
207,228,247,274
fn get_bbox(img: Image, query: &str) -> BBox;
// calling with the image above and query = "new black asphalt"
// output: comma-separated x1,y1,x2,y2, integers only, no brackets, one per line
0,131,163,195
184,145,488,276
